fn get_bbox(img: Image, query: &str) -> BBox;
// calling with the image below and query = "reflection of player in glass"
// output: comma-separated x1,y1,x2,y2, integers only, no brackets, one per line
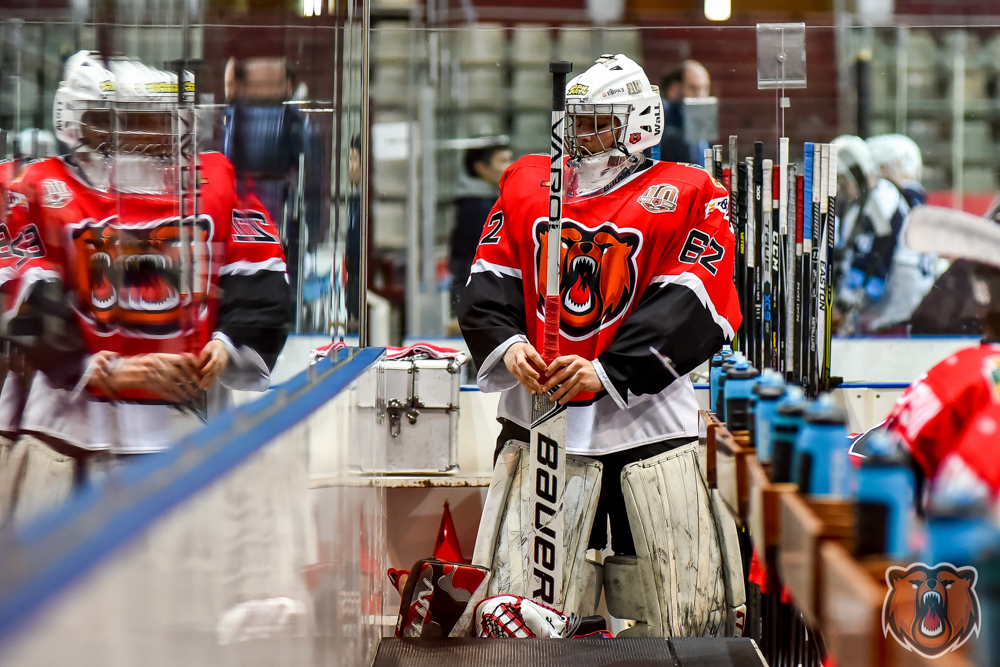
0,52,289,525
459,54,741,556
832,134,933,335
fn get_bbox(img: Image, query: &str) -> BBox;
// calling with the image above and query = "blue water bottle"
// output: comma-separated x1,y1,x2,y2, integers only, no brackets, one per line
752,369,786,452
709,346,734,413
715,354,742,421
723,361,760,433
795,394,852,497
767,387,806,475
921,493,1000,566
853,431,917,560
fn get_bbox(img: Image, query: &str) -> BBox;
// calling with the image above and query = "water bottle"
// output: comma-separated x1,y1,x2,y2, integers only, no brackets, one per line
853,431,917,560
715,354,742,421
769,387,807,477
709,346,734,413
921,493,1000,566
723,361,760,433
795,394,852,497
752,369,786,452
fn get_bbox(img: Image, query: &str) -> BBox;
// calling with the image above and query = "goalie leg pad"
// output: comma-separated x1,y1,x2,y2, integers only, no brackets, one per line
471,440,602,615
8,435,77,527
621,441,745,637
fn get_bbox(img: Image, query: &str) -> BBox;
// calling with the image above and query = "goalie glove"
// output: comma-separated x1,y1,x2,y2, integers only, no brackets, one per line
475,594,580,639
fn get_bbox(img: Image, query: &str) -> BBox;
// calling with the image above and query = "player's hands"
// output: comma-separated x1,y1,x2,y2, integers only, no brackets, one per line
197,339,230,390
503,342,547,395
86,350,123,398
541,355,604,405
105,353,203,402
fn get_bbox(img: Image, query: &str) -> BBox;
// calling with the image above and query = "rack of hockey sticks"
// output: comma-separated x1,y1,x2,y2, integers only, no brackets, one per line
706,138,839,397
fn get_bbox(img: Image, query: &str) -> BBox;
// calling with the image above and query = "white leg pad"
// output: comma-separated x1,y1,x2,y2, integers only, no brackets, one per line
471,440,602,615
621,442,746,637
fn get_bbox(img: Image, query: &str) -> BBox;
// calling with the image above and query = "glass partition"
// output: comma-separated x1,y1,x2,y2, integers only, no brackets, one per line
0,3,367,338
0,347,388,667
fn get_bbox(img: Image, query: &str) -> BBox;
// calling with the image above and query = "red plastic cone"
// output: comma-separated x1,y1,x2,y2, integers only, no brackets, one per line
433,500,467,563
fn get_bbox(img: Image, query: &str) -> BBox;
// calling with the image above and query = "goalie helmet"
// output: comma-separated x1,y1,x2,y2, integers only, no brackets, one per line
53,51,195,192
564,54,662,199
54,50,194,156
52,50,116,152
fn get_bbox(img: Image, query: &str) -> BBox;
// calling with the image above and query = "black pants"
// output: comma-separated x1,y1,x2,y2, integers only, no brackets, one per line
495,419,695,556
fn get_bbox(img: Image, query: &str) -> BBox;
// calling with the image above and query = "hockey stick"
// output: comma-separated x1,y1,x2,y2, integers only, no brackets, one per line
528,60,572,609
823,146,838,390
815,144,830,392
729,137,742,350
808,144,821,396
794,173,804,384
761,159,774,370
903,205,1000,266
771,162,782,371
783,153,797,378
743,158,757,368
753,142,764,367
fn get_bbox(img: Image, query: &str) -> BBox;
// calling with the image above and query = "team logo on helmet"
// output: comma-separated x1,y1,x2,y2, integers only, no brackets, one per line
568,83,589,96
535,220,641,340
41,180,73,209
637,184,679,213
883,563,980,659
628,132,642,145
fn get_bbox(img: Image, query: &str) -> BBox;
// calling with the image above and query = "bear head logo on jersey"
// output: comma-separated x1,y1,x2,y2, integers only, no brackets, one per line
882,563,980,659
70,216,213,335
535,220,641,338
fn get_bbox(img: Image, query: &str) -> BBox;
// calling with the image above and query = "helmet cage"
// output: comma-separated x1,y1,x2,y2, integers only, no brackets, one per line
565,103,632,158
75,100,188,157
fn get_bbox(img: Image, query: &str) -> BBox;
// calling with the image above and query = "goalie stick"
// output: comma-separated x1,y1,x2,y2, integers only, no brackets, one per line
903,205,1000,266
528,60,572,608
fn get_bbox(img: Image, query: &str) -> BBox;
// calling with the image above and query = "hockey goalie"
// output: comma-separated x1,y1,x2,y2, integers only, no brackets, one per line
458,54,746,637
0,51,289,525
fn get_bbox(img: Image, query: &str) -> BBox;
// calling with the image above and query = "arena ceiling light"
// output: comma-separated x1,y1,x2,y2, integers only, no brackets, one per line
705,0,731,21
302,0,322,17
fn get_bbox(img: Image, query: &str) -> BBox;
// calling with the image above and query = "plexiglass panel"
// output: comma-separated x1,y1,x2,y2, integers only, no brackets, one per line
0,349,388,667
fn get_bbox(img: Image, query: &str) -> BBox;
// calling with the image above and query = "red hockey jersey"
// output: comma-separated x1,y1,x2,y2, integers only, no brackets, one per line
5,152,289,401
885,342,1000,490
459,154,741,407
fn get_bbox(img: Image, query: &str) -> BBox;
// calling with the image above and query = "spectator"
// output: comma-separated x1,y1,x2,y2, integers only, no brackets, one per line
346,135,363,323
449,139,513,312
658,60,711,163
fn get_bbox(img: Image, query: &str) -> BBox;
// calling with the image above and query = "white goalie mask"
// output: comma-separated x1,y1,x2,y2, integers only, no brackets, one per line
563,54,662,200
53,50,195,193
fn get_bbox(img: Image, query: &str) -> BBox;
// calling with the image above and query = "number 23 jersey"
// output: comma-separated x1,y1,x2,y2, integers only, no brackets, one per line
459,155,742,454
